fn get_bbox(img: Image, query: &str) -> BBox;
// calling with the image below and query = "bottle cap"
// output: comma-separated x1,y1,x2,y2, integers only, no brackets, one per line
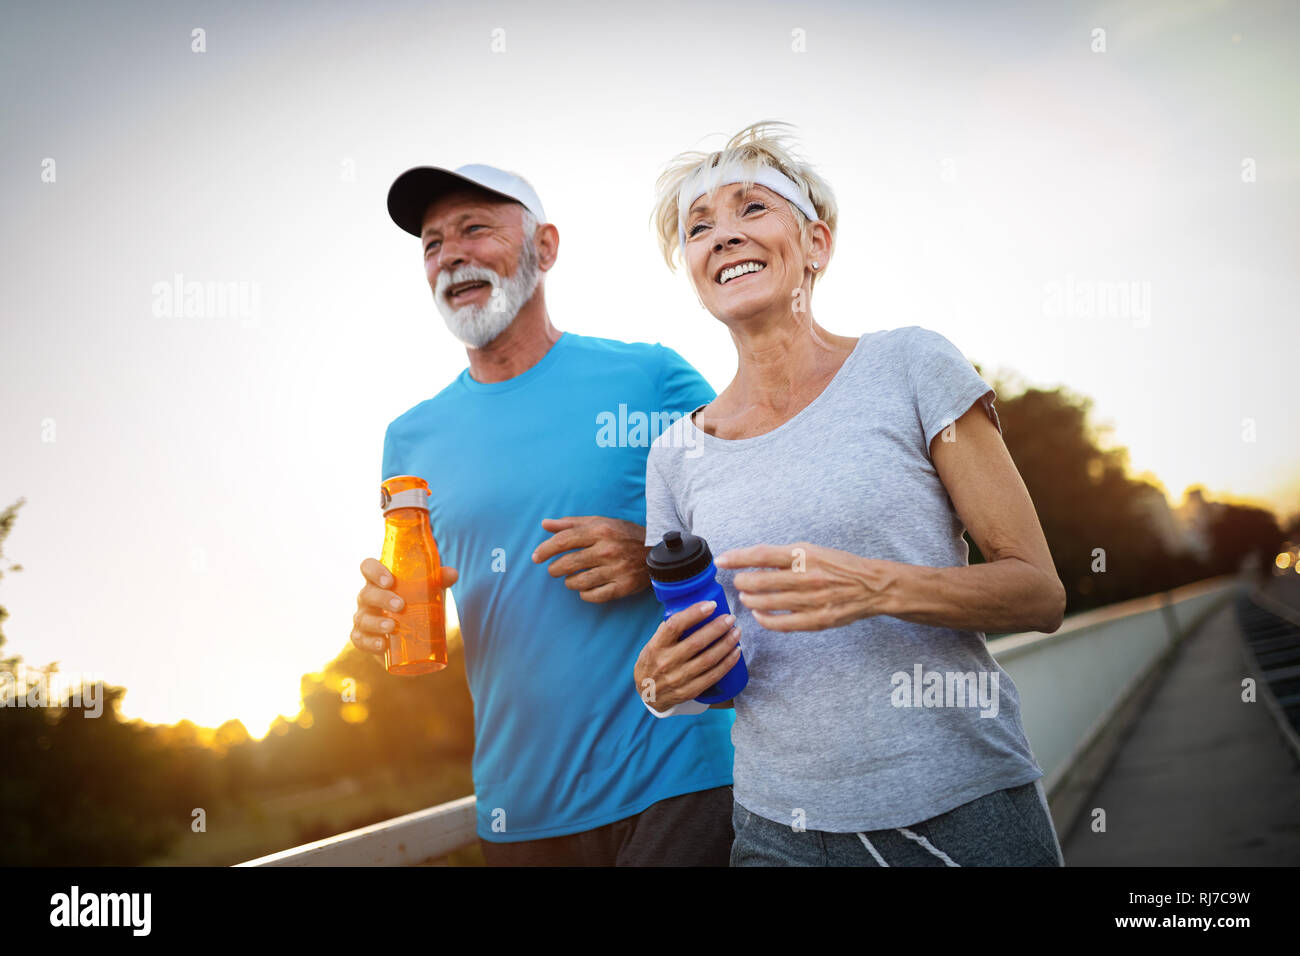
646,530,713,583
381,485,430,515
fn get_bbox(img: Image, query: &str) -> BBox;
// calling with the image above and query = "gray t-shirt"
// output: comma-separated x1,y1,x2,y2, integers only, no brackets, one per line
644,325,1044,832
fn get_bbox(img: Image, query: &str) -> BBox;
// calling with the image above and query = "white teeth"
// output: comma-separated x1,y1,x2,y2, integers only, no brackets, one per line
718,261,765,284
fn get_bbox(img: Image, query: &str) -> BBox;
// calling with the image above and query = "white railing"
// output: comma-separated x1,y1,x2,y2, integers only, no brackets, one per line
987,575,1238,795
240,576,1240,866
236,795,477,867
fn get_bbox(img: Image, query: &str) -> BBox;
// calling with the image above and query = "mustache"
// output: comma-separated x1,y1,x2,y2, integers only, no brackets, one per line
436,266,502,299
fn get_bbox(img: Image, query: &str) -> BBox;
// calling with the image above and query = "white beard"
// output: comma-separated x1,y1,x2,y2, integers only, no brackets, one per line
434,238,541,348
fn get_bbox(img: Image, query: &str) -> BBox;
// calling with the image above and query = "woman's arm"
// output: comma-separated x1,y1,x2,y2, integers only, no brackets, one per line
886,400,1066,634
717,402,1066,635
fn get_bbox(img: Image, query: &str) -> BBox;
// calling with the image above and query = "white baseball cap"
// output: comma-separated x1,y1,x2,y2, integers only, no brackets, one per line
386,163,547,237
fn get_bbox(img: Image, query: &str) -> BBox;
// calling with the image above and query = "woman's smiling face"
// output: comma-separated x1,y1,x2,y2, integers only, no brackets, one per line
683,181,808,323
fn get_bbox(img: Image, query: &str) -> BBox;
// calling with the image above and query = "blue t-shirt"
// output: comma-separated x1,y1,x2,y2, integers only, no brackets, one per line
382,331,736,842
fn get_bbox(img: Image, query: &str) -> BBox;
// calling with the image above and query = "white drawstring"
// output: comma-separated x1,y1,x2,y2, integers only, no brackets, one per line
856,828,962,866
856,832,889,866
897,827,961,866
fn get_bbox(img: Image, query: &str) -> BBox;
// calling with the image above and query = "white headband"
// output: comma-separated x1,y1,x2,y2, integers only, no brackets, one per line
678,161,818,249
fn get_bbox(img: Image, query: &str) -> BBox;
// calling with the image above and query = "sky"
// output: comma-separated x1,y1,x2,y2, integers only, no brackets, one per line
2,0,1297,737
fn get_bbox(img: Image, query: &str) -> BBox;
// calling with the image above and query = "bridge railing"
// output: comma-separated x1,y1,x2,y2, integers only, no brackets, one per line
235,795,477,867
988,575,1237,795
239,575,1240,866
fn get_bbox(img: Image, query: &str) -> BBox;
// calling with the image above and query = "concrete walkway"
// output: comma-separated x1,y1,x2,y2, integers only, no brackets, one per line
1061,584,1300,866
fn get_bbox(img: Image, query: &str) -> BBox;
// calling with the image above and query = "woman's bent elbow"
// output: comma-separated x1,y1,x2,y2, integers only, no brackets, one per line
1036,575,1067,633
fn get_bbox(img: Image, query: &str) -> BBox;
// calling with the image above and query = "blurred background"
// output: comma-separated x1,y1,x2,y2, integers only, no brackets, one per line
2,0,1296,865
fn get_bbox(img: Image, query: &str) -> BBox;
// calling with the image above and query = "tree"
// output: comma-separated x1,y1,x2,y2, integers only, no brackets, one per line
0,497,27,655
989,384,1207,613
1207,504,1283,577
0,499,200,863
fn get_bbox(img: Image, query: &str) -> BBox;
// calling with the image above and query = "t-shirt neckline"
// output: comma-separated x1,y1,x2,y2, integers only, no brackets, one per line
457,331,571,394
684,333,871,452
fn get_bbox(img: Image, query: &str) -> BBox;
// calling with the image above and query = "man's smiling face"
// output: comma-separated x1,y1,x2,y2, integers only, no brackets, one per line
420,190,540,347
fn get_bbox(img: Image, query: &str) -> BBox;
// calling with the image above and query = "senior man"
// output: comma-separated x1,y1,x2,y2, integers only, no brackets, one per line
351,163,736,865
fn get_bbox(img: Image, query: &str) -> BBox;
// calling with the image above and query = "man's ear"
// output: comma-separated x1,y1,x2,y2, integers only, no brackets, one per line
535,223,560,272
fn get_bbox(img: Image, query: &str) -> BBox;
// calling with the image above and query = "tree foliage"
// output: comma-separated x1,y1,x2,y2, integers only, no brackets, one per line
989,382,1277,613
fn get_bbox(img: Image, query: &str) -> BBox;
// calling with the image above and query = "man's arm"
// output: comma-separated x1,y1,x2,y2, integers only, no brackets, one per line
530,346,715,604
531,516,652,602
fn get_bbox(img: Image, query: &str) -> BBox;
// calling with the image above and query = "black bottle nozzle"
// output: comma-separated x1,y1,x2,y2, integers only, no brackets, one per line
646,530,713,583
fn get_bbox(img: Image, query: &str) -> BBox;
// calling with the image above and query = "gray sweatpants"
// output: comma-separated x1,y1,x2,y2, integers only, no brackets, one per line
731,779,1065,866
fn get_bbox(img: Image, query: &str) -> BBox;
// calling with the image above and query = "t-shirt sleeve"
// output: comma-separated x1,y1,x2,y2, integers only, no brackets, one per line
904,327,1000,452
656,344,716,416
644,447,686,548
381,421,402,482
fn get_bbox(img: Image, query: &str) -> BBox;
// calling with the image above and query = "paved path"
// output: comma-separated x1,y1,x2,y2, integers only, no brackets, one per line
1061,579,1300,865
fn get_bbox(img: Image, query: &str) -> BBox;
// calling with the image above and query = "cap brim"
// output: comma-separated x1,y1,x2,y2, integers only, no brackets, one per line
386,166,523,238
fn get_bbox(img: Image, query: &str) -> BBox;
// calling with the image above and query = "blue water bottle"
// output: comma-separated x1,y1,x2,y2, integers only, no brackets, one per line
646,530,748,704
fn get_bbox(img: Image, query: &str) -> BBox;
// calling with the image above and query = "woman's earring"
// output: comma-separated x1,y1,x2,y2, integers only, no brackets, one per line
812,261,820,270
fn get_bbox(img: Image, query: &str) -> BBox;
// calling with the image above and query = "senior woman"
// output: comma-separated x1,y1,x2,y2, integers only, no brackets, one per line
632,121,1068,867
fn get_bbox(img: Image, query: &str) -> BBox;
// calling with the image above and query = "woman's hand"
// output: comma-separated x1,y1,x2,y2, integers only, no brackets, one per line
633,601,743,711
716,543,893,631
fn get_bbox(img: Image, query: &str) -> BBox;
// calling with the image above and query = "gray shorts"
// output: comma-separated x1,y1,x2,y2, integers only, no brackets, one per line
730,779,1065,867
479,786,733,866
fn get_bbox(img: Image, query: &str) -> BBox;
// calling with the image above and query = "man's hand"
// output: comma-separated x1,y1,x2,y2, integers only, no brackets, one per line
351,557,458,655
532,515,652,603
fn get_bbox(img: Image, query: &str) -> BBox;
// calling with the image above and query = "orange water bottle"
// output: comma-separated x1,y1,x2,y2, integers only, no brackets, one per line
379,475,447,675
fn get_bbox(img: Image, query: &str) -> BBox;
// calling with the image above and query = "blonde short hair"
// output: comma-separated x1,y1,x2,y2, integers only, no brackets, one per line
651,120,838,286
